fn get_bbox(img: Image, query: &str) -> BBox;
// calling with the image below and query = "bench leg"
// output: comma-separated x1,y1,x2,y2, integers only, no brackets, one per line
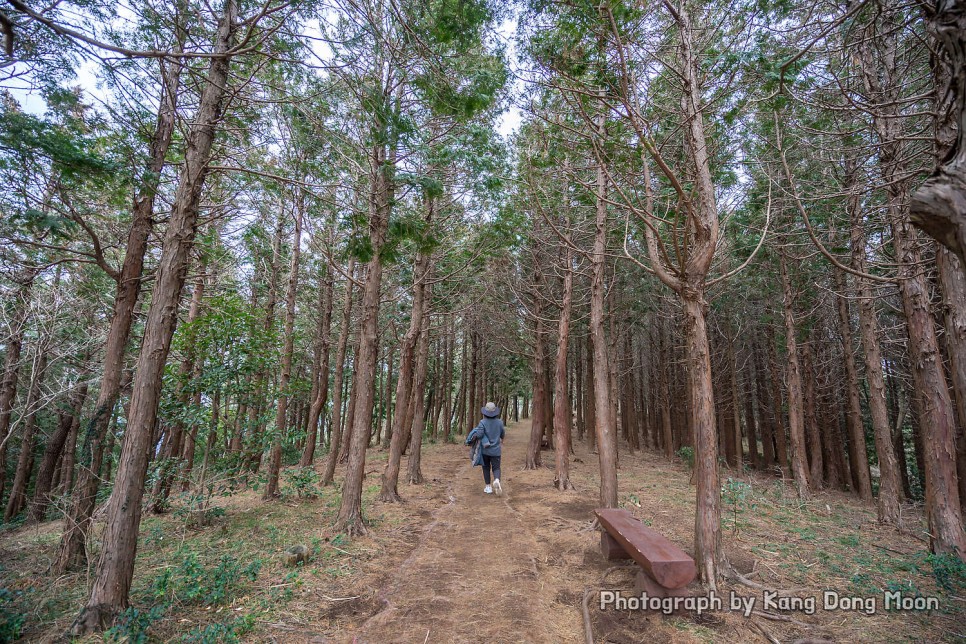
633,570,693,599
600,533,631,560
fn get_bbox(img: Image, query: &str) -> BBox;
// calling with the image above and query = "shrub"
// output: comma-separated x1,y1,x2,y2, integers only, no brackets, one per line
0,587,26,642
153,552,262,606
281,467,322,499
675,446,694,469
105,605,166,644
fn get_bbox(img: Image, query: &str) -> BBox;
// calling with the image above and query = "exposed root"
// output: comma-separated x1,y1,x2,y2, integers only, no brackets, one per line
750,619,782,644
581,588,596,644
377,488,403,504
335,511,368,537
752,609,812,627
69,603,117,637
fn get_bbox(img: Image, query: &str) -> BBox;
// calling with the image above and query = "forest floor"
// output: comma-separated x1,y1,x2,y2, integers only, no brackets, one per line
1,419,964,643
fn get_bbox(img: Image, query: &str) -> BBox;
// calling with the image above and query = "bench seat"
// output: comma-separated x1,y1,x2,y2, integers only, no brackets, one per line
595,508,696,589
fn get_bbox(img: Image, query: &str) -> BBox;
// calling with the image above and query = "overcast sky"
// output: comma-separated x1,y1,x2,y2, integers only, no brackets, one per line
9,11,525,140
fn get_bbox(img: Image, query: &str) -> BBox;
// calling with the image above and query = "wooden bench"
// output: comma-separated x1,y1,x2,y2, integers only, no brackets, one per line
595,508,697,598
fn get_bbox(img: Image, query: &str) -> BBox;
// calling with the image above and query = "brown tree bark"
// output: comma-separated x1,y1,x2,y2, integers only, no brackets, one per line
406,304,432,485
584,332,597,451
553,245,575,490
909,0,966,266
525,300,546,469
803,340,824,490
300,262,335,466
335,132,392,536
743,368,760,469
765,328,790,473
151,270,205,511
265,205,302,499
379,222,431,500
847,164,903,523
71,3,238,630
753,350,776,471
53,52,179,565
321,259,355,485
29,382,88,522
589,77,617,507
442,316,455,442
859,0,965,553
4,348,50,521
779,252,812,500
57,408,80,496
892,217,966,554
0,269,37,504
937,248,966,513
833,269,874,499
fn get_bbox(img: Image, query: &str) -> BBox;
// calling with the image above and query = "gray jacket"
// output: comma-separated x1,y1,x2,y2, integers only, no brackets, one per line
474,417,505,457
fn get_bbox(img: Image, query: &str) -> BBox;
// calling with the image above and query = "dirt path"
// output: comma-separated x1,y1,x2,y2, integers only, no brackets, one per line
354,421,568,644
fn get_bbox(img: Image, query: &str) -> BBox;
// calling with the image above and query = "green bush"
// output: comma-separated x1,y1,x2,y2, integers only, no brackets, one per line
181,615,256,643
105,605,166,644
926,552,966,593
281,467,322,499
0,587,26,642
153,552,262,606
675,446,694,469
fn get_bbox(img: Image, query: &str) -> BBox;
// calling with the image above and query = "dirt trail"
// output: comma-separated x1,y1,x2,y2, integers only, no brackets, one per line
353,421,566,644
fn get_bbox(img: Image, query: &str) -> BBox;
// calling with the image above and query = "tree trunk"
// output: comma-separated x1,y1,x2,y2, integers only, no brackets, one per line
265,205,302,499
321,259,356,485
442,317,455,441
152,271,205,511
29,383,89,522
893,218,966,554
803,340,824,490
779,253,811,500
848,162,902,523
0,270,37,504
300,262,334,466
53,50,181,568
553,246,574,490
909,1,966,266
584,332,597,451
743,368,760,469
71,4,237,631
590,103,617,506
682,289,725,588
335,135,391,536
379,234,430,500
406,306,432,485
833,269,873,499
859,0,964,552
937,248,966,514
4,348,50,521
57,407,80,496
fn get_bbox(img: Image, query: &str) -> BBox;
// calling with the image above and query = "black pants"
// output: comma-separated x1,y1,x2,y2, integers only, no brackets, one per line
482,454,501,484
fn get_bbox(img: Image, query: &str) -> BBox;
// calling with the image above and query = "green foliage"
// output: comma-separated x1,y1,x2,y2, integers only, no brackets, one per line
0,102,117,181
281,467,322,499
181,615,256,643
0,587,26,641
926,552,966,594
105,605,167,644
675,446,694,469
722,478,754,535
152,552,262,607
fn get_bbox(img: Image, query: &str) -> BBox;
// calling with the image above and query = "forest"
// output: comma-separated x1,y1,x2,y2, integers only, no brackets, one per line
0,0,965,641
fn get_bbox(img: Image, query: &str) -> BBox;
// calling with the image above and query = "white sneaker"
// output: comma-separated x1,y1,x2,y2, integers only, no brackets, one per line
493,479,502,496
484,485,493,494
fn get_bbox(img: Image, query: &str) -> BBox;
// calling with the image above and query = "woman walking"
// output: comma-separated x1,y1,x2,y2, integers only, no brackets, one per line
466,402,505,495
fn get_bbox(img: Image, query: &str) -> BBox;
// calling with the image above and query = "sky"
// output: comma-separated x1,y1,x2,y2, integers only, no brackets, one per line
8,11,526,139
